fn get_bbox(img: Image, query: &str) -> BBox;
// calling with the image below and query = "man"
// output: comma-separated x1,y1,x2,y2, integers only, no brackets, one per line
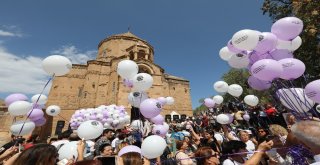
51,131,71,149
0,135,17,155
94,129,114,155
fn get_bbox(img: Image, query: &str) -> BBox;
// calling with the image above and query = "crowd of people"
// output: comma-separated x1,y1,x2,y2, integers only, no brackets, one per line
0,102,319,165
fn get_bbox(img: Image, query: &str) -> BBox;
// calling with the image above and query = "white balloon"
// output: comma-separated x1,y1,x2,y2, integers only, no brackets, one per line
277,88,314,113
31,94,48,105
166,97,175,105
244,95,259,106
141,135,167,159
128,91,148,108
216,114,233,125
132,73,153,91
117,60,139,79
163,122,169,132
228,54,250,69
96,113,104,120
213,95,224,104
103,122,113,129
10,120,35,136
228,84,243,97
42,55,72,76
231,29,260,51
46,105,61,116
58,141,85,160
213,81,229,93
219,47,234,61
8,101,32,116
316,105,320,113
276,36,302,51
77,120,103,140
106,118,114,124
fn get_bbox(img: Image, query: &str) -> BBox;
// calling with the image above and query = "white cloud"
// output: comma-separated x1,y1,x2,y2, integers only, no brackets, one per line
0,45,96,95
0,29,22,37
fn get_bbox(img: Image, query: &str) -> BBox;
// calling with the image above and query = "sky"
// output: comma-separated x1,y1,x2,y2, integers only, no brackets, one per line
0,0,273,109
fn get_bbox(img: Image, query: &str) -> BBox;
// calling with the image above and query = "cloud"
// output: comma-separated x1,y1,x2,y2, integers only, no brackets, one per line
0,29,22,37
0,45,96,95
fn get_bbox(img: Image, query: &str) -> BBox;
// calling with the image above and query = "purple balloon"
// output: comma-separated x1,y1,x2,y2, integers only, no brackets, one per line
152,124,168,137
5,93,28,106
278,58,305,80
251,59,283,81
70,122,79,127
150,115,165,125
157,97,167,105
27,109,44,121
271,17,303,41
102,110,109,117
305,80,320,103
204,98,215,108
31,103,44,109
89,115,97,120
227,40,245,53
123,79,133,88
140,99,162,118
254,32,277,54
34,117,46,126
248,76,271,91
249,51,269,64
269,49,293,61
118,145,141,157
243,114,250,121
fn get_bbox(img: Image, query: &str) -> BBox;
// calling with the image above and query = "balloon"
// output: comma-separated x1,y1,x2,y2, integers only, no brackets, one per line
227,40,244,53
8,101,32,116
118,145,142,157
58,141,85,160
42,55,72,76
276,36,302,51
213,81,229,93
248,51,268,64
269,49,293,61
31,94,48,105
157,97,167,106
34,117,46,126
131,120,144,130
271,17,303,40
128,91,148,108
163,122,169,132
165,97,174,105
140,99,162,118
132,73,153,91
123,78,134,88
27,109,44,121
244,95,259,106
316,105,320,113
276,88,315,113
219,47,234,61
243,114,250,121
77,120,103,140
150,115,165,125
32,103,45,109
152,125,168,137
212,95,223,104
228,53,250,69
5,93,28,106
228,84,243,97
141,135,167,159
248,76,271,91
278,58,305,80
10,120,35,136
254,32,278,54
204,98,215,108
117,60,139,79
216,114,233,125
251,59,283,81
103,122,113,129
231,29,260,51
46,105,61,116
305,80,320,103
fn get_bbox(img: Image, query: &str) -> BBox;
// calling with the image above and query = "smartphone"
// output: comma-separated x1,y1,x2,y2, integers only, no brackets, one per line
265,135,276,142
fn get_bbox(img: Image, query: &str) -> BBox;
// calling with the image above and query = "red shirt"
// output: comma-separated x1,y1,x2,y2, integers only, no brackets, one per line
265,108,276,116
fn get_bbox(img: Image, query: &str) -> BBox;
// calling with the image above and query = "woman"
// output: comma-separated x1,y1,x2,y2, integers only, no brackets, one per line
176,140,194,165
116,145,150,165
195,147,220,165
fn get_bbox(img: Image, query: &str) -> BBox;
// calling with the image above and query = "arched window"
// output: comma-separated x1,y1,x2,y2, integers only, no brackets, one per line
129,52,134,60
138,64,153,74
138,50,146,60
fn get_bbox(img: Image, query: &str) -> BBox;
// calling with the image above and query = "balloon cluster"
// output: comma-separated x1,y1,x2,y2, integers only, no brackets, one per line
69,105,131,131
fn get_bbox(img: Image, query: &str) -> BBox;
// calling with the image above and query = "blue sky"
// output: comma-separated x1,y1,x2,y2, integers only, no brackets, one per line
0,0,273,109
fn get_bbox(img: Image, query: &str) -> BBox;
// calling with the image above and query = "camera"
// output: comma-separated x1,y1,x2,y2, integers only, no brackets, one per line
14,138,25,146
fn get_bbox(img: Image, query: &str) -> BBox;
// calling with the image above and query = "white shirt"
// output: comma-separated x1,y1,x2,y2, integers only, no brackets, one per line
245,140,255,158
111,138,119,148
223,159,243,165
51,140,69,149
214,133,223,143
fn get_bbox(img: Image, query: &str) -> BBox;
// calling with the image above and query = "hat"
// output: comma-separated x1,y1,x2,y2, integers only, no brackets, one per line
118,145,141,157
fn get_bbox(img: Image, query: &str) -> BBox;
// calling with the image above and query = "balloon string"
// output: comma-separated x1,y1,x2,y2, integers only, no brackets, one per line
17,74,55,136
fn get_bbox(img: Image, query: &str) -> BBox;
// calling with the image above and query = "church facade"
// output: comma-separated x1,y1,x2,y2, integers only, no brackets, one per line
46,32,193,135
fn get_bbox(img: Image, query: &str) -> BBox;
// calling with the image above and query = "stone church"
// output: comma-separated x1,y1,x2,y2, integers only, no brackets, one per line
46,32,192,135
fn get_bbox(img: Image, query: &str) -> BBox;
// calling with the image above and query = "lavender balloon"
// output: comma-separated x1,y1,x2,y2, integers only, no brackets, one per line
123,78,133,88
269,49,293,61
5,93,28,106
27,109,44,121
227,40,244,53
34,117,47,126
204,98,215,108
278,58,305,80
118,145,141,157
243,114,250,121
305,80,320,103
251,59,283,81
254,32,278,54
157,97,167,106
150,114,165,125
271,17,303,41
249,51,269,64
140,99,162,118
248,76,271,91
152,125,168,137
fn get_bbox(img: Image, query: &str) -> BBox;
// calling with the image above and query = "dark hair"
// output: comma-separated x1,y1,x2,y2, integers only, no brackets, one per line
58,131,71,140
48,138,58,144
121,152,142,165
14,144,57,165
103,129,114,135
222,140,246,154
26,134,39,143
73,159,102,165
195,147,214,165
118,133,127,140
69,133,81,141
99,143,111,153
176,140,185,150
